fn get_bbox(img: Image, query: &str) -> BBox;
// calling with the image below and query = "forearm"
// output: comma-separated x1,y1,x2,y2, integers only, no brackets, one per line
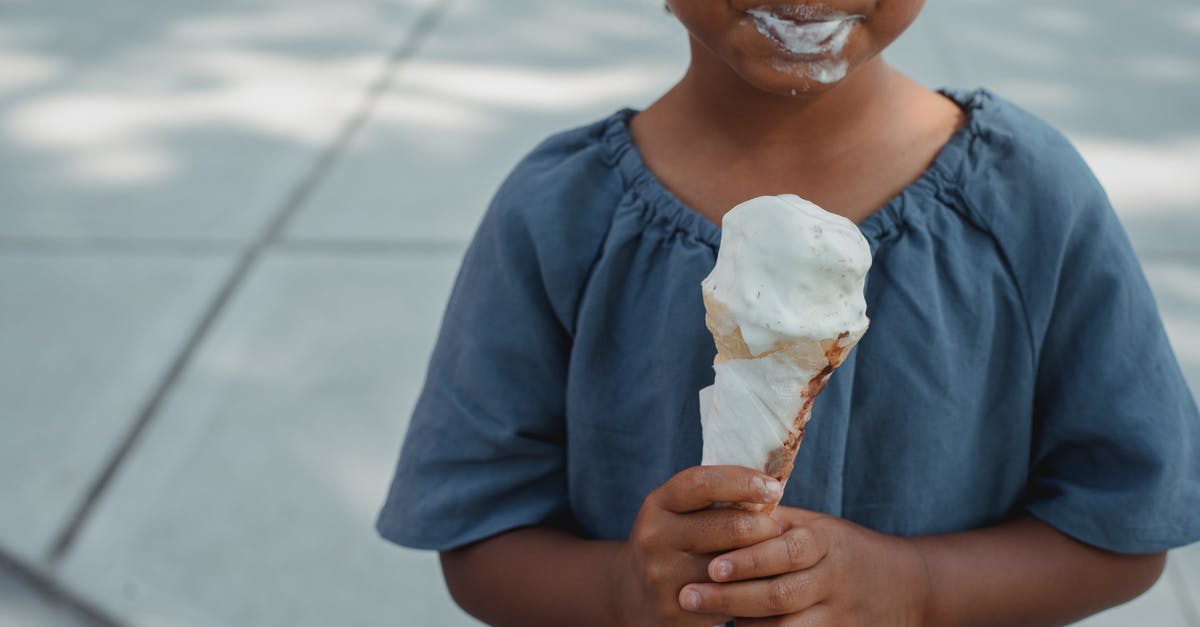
440,526,624,627
913,516,1165,627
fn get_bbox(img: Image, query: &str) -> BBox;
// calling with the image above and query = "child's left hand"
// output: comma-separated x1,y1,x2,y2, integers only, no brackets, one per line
677,506,929,626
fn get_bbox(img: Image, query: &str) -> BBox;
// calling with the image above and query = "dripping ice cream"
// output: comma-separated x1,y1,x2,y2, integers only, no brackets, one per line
699,194,872,509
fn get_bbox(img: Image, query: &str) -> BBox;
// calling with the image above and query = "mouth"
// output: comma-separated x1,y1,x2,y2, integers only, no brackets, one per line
745,6,863,57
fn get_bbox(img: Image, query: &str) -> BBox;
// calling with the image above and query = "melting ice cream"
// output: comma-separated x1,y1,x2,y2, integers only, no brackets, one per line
745,5,863,83
747,8,859,57
699,194,871,507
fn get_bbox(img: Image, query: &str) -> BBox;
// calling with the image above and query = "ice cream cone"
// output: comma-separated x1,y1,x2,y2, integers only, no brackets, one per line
698,195,872,511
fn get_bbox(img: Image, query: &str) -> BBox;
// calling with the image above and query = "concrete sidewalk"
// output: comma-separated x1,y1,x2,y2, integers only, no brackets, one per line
2,0,1198,625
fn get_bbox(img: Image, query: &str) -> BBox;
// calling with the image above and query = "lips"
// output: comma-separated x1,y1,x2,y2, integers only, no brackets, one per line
745,6,862,57
741,2,852,22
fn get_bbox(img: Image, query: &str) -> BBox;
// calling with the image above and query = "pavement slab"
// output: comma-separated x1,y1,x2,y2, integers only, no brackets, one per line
0,0,438,241
0,251,234,565
284,0,691,244
56,251,481,627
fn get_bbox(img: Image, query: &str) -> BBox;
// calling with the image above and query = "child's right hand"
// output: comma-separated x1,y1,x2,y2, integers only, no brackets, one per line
613,466,784,627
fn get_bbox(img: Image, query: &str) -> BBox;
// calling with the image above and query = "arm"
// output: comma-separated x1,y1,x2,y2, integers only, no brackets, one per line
441,527,625,627
681,508,1164,626
914,515,1165,627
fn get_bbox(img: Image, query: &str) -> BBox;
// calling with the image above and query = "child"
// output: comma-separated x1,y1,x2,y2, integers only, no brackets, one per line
378,1,1200,625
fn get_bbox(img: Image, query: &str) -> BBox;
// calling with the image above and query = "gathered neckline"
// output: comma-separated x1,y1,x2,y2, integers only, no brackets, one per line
599,88,991,248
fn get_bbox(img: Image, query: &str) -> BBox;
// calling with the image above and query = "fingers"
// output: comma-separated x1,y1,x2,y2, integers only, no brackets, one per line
709,526,827,582
673,509,782,554
680,569,827,618
651,466,783,513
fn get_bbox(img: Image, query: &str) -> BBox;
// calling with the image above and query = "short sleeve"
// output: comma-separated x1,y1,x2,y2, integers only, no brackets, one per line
375,193,572,551
1022,184,1200,553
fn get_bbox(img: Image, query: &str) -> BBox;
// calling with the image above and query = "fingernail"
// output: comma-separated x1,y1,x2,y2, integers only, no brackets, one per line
756,477,783,501
713,560,733,579
681,588,701,611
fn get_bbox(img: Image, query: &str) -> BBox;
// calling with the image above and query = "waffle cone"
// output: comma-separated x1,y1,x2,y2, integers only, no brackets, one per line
701,293,862,512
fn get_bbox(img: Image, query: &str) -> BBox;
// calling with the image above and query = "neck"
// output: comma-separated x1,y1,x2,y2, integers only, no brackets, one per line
664,38,900,164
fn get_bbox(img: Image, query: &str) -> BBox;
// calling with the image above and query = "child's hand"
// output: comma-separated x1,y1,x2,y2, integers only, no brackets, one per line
615,466,785,627
677,506,929,626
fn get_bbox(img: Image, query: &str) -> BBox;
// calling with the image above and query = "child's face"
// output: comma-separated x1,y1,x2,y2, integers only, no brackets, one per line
667,0,924,95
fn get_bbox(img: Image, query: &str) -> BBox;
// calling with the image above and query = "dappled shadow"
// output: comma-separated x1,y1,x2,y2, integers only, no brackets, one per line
929,0,1200,140
0,0,429,84
361,0,689,135
284,0,691,242
0,0,435,239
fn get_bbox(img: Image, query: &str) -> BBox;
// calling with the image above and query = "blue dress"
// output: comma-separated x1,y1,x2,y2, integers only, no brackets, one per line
378,89,1200,555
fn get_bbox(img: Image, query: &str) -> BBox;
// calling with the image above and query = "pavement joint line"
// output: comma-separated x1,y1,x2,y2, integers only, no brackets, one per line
0,237,245,255
0,236,474,257
255,0,457,247
42,0,456,568
0,546,126,627
1167,558,1200,626
273,238,469,256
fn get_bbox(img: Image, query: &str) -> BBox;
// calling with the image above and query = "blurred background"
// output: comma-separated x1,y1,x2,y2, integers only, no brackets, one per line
1,0,1198,625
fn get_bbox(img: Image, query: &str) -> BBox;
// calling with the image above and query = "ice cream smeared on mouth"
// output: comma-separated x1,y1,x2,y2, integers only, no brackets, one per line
746,5,863,83
747,8,859,55
699,195,871,505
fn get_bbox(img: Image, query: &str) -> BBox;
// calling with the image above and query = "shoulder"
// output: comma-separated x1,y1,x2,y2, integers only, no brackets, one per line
950,86,1108,237
949,88,1109,238
471,110,635,332
489,110,632,232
